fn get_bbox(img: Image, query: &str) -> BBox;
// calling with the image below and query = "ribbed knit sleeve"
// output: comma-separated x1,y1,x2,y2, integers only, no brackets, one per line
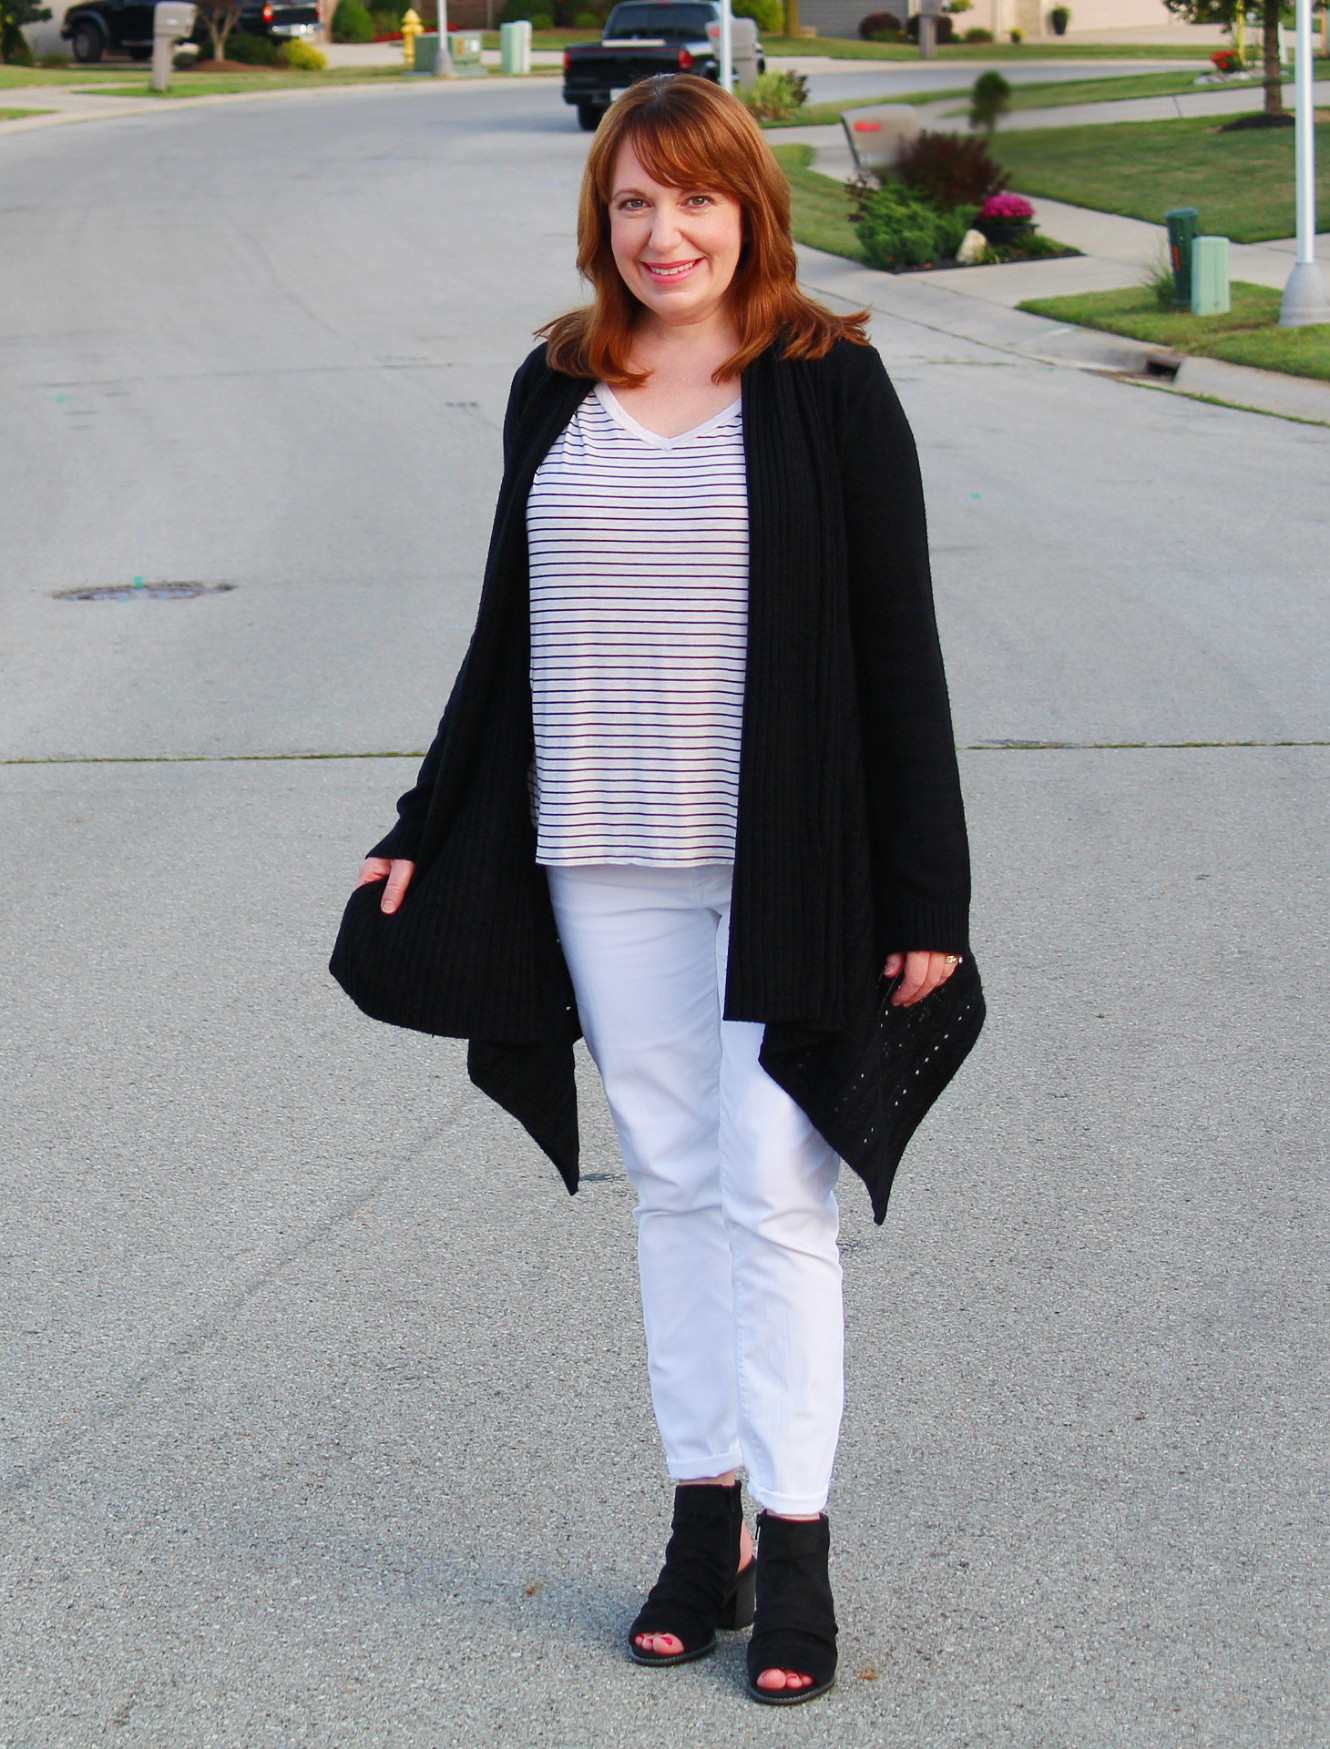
837,345,971,955
368,347,550,864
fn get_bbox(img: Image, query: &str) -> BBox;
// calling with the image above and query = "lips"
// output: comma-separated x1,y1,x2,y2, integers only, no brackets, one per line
642,258,702,281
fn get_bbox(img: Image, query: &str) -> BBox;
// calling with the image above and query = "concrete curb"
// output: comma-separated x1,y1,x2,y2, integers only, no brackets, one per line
1170,354,1330,425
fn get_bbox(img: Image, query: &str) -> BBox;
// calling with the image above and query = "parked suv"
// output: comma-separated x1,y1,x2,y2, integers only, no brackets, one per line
62,0,321,62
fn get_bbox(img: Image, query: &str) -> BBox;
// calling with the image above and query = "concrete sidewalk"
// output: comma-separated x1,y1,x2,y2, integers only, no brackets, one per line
793,239,1330,426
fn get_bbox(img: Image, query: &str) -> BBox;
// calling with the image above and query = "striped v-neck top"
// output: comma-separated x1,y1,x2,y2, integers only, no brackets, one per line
526,382,749,867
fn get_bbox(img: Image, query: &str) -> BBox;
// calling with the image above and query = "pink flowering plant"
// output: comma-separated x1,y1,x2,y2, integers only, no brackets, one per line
979,193,1035,222
1211,47,1242,73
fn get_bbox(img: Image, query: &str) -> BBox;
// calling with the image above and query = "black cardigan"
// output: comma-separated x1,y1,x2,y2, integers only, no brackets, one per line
337,336,971,1210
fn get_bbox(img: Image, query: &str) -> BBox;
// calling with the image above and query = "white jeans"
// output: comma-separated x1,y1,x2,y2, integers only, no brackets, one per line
546,862,844,1516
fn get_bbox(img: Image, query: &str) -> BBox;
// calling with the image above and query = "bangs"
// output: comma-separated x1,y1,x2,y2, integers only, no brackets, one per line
601,98,768,207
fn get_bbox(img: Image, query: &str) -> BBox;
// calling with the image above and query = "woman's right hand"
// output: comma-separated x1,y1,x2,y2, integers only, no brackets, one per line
356,857,416,914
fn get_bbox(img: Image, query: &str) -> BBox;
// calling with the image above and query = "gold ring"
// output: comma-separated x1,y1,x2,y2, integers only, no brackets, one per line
944,954,961,965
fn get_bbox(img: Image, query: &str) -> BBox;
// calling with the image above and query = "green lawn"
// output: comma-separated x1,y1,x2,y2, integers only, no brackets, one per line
0,64,147,85
765,68,1224,129
97,65,442,96
1019,281,1330,382
994,113,1328,243
941,68,1223,113
772,141,866,260
0,104,51,117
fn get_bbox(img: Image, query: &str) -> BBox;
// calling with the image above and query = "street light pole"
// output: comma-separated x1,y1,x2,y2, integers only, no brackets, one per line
434,0,454,75
1279,0,1330,324
719,0,733,93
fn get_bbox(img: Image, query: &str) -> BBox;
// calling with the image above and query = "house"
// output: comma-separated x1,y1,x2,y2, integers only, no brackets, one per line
799,0,1207,42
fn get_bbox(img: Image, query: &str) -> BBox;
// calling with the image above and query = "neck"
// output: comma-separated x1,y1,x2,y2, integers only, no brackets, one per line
634,304,741,360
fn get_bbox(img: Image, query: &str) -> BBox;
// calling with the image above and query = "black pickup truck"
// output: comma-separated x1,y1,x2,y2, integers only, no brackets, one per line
563,1,764,131
61,0,320,61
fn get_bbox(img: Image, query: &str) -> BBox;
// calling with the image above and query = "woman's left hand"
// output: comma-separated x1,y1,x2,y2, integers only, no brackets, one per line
884,949,960,1007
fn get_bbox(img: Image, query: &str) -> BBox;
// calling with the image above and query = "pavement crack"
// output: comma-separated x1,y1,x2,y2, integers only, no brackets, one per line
3,740,1326,768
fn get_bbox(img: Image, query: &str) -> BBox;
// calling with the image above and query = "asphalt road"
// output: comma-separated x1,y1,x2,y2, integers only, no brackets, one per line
1,79,1327,1749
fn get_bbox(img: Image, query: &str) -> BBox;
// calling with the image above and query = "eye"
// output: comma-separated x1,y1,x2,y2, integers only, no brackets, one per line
615,196,648,212
684,194,717,208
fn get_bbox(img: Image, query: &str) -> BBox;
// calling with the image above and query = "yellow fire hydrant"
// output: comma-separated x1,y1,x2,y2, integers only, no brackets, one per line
401,8,422,70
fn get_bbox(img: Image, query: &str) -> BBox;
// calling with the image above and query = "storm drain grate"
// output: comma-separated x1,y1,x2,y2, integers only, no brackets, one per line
54,581,236,603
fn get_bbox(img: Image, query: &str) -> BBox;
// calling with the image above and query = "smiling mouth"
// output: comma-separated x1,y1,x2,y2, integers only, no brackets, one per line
642,258,702,281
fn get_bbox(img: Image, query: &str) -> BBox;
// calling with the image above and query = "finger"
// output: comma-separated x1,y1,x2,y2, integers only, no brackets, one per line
883,951,904,979
899,952,962,1006
356,857,391,889
381,859,416,914
892,950,930,1006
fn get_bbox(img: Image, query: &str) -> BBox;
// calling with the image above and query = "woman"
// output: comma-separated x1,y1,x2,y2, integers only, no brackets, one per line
338,74,971,1706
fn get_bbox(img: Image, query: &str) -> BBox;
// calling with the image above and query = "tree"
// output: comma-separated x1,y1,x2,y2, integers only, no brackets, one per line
1162,0,1286,120
969,69,1011,134
0,0,51,63
193,0,245,61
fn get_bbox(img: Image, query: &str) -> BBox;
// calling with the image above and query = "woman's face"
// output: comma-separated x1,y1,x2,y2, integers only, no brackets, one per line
607,142,744,328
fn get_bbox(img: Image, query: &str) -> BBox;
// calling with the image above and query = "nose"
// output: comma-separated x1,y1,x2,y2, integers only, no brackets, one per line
648,207,683,254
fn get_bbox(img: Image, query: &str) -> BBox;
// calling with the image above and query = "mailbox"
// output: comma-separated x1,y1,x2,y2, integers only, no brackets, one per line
706,14,759,87
841,105,922,178
153,0,195,35
152,0,195,90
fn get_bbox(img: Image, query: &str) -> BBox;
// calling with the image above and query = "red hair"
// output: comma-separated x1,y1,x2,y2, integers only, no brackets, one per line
539,74,869,385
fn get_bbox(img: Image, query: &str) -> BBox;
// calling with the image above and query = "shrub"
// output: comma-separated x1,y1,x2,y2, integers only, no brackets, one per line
332,0,374,40
226,28,279,60
858,12,902,39
733,0,784,31
277,35,327,65
905,12,953,40
572,8,600,22
961,25,992,40
1141,244,1175,309
897,129,1007,210
39,48,70,64
1008,26,1022,41
969,68,1010,133
856,184,976,271
740,67,807,119
1050,4,1070,30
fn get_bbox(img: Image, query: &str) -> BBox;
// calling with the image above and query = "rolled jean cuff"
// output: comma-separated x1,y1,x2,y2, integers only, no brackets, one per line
666,1449,744,1483
746,1483,831,1516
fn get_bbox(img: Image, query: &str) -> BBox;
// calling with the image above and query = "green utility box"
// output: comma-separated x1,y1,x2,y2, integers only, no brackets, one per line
449,29,486,73
408,32,437,73
500,17,531,72
1166,206,1201,310
410,30,486,74
1191,235,1231,317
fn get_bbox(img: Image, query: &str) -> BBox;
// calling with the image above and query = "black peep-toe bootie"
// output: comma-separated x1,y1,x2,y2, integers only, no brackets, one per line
745,1510,838,1705
628,1480,757,1666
